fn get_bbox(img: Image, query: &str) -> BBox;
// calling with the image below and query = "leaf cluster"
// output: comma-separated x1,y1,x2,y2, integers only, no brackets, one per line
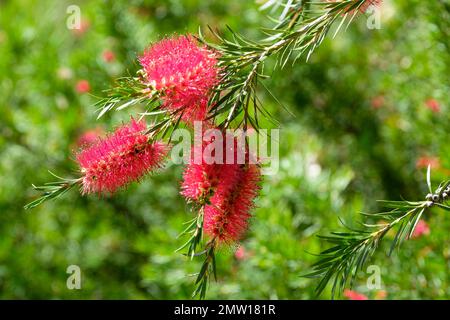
306,168,450,298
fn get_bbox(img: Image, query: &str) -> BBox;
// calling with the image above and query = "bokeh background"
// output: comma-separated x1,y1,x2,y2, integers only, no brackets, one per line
0,0,449,299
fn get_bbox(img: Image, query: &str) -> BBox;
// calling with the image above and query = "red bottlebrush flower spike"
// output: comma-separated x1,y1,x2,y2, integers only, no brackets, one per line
204,164,261,244
181,127,261,243
76,119,167,194
180,125,225,203
180,161,221,203
139,35,220,124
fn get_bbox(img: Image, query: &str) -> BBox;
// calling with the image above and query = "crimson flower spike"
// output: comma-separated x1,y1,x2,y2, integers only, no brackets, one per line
77,119,168,194
179,128,262,298
203,163,261,244
25,119,168,209
181,128,261,243
139,35,221,125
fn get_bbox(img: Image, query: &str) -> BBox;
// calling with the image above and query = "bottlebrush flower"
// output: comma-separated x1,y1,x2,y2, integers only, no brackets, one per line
412,220,430,238
180,160,222,204
139,35,220,124
343,289,368,300
180,125,223,203
76,119,167,194
75,80,91,94
203,164,261,243
181,128,261,243
181,128,256,203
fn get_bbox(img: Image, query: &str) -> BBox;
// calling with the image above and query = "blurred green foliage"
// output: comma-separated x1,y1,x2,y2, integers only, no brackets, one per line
0,0,449,299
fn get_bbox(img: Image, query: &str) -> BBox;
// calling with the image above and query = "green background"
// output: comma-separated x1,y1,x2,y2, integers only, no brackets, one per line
0,0,449,299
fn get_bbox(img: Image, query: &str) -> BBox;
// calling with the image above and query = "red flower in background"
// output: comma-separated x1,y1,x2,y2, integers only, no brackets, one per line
412,220,430,238
343,289,368,300
139,35,220,124
425,98,440,113
234,246,247,260
102,50,116,63
76,127,104,148
416,156,440,170
72,19,90,37
77,119,167,194
75,80,91,94
370,95,385,109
